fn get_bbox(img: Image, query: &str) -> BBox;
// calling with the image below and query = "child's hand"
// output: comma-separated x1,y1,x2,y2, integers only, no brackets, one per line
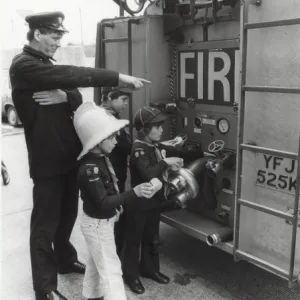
164,157,184,170
150,178,163,192
161,136,184,147
115,205,123,222
133,183,155,198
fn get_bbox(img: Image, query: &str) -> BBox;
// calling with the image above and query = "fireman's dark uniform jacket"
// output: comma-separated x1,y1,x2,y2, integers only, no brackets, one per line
78,152,139,219
9,45,118,179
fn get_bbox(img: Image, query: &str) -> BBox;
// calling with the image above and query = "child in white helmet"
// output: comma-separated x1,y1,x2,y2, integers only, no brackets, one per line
73,102,162,300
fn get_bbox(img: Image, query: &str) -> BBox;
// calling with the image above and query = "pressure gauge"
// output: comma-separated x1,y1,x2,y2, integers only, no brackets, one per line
217,118,230,134
194,117,202,128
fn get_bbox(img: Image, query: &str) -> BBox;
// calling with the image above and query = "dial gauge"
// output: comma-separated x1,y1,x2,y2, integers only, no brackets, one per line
217,118,230,134
194,117,202,128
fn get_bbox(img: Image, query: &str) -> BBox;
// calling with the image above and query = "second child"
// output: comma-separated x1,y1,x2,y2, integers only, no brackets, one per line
122,106,183,294
100,86,133,258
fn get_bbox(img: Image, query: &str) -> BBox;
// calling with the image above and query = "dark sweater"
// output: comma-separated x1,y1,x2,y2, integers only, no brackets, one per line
130,140,169,210
9,45,119,178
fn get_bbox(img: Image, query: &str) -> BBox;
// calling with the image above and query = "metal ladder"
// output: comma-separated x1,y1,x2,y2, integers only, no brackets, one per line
233,1,300,287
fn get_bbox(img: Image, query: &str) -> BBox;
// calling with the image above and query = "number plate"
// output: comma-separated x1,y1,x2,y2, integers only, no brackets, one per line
255,154,298,195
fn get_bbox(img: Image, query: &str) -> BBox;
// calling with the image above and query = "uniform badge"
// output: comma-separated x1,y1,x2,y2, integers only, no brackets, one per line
135,152,139,158
94,167,99,174
140,150,145,155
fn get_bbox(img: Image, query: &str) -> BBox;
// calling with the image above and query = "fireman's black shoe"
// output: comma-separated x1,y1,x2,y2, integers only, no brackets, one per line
124,277,145,294
88,298,103,300
58,260,86,274
35,290,68,300
2,168,10,185
141,271,170,284
47,290,68,300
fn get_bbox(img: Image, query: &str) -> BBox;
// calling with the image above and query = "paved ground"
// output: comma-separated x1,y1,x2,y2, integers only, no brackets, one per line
2,132,300,300
1,122,24,135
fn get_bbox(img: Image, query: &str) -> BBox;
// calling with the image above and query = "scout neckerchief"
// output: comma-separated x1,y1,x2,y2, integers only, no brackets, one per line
99,154,120,194
134,139,165,162
98,153,123,218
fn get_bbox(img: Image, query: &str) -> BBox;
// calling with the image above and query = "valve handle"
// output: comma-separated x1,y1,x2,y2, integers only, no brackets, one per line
208,140,225,153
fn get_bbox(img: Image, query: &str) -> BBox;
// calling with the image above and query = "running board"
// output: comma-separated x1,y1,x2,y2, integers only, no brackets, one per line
161,210,233,254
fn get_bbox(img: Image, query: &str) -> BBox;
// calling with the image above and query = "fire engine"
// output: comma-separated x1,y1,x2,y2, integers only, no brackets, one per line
94,0,300,287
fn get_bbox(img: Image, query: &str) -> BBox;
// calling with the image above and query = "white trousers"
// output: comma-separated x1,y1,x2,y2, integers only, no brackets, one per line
81,212,127,300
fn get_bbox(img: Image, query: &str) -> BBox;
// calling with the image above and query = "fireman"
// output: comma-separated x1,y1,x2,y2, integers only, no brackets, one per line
122,106,183,294
9,11,149,300
100,86,133,258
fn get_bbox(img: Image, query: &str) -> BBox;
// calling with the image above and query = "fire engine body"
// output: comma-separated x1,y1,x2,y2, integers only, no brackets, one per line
95,0,300,286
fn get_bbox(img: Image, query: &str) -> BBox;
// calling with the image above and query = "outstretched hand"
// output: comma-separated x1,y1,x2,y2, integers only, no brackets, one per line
119,73,151,90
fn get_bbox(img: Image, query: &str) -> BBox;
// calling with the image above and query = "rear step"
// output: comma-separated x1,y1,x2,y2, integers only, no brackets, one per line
161,210,233,254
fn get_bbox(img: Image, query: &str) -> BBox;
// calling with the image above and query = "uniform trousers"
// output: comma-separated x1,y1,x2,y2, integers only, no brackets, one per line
30,168,79,296
122,208,160,280
81,212,127,300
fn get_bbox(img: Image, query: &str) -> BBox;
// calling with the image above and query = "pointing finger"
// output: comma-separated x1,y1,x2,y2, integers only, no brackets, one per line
138,78,151,84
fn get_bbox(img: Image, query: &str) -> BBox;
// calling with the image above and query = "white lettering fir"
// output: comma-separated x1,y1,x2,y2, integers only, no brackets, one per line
179,49,240,104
